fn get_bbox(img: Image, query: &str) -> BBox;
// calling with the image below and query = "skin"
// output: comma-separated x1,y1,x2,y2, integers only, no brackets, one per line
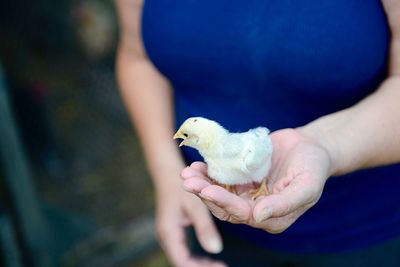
115,0,400,266
182,0,400,234
115,1,224,266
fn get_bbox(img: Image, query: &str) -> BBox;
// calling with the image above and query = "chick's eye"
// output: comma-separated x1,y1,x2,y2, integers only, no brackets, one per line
183,133,188,137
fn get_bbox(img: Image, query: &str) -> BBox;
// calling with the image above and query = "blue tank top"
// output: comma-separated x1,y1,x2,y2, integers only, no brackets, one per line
142,0,400,252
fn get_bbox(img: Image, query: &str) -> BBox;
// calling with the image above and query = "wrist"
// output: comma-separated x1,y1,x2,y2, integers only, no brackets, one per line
297,124,342,177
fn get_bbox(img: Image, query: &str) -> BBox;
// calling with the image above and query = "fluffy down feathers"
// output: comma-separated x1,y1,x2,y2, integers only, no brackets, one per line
174,117,273,185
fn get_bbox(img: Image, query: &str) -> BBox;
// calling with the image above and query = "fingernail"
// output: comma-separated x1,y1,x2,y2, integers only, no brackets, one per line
208,237,223,254
256,207,273,223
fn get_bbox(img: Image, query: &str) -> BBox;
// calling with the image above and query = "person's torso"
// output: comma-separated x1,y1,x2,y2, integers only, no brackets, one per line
142,0,400,252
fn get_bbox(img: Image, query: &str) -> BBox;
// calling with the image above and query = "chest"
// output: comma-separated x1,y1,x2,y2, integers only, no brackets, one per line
142,0,389,98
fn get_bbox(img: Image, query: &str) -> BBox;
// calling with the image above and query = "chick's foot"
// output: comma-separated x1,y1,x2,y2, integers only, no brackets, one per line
250,179,269,200
223,184,237,194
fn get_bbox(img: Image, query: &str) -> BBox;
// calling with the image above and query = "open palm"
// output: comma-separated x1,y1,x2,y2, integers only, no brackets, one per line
181,128,332,233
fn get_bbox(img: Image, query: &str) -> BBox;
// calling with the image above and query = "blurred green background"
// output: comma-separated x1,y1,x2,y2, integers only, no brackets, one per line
0,0,168,266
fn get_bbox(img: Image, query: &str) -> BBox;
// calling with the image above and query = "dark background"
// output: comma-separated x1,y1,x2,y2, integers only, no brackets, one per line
0,0,167,266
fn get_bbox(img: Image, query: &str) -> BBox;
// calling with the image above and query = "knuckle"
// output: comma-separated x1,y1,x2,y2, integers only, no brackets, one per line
217,212,244,224
282,200,292,215
214,211,231,222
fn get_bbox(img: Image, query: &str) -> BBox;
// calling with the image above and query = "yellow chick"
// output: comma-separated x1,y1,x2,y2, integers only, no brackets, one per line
174,117,272,199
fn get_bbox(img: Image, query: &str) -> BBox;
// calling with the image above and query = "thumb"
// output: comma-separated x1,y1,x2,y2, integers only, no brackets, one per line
187,203,223,254
254,178,318,222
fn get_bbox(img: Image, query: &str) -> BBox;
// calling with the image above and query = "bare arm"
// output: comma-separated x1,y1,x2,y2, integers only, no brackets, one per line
115,0,182,189
115,1,224,266
301,0,400,175
181,0,400,234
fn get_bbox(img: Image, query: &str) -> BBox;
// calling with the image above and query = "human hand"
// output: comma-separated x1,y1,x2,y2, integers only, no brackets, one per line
181,128,332,233
155,177,227,267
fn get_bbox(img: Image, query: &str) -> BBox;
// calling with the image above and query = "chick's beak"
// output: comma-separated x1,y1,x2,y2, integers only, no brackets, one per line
173,130,187,147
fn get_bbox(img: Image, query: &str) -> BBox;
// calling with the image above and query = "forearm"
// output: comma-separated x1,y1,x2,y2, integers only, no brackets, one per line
116,49,184,190
300,76,400,176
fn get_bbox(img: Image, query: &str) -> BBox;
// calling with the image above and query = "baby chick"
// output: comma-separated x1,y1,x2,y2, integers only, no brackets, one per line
174,117,273,200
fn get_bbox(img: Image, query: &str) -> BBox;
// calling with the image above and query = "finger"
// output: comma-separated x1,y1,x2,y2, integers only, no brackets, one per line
187,203,223,254
185,258,228,267
158,221,191,267
186,258,227,267
181,166,202,180
160,220,225,267
201,185,252,223
253,178,317,222
257,203,311,233
271,176,293,194
200,198,235,224
181,166,209,181
183,177,211,194
190,161,208,174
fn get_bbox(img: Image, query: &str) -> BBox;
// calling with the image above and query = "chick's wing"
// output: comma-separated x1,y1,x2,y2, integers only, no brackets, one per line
240,127,271,173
